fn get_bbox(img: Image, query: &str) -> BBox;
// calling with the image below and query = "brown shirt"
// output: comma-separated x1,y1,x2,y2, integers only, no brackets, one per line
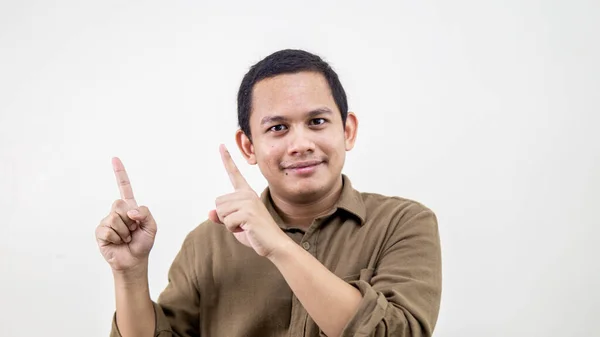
110,175,442,336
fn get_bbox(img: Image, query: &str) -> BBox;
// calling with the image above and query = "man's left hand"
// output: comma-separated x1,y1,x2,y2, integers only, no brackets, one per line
209,144,290,257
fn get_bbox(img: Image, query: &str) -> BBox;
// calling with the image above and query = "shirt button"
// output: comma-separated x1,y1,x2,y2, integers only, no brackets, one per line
302,242,311,250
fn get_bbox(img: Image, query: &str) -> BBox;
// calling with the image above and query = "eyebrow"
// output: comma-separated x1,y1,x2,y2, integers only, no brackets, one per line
260,107,333,126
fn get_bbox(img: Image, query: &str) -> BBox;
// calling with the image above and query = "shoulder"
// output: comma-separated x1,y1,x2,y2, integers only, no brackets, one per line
360,191,434,219
180,219,236,252
358,192,438,237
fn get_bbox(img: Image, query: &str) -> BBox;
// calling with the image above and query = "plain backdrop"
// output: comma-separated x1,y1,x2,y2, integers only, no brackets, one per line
1,1,598,336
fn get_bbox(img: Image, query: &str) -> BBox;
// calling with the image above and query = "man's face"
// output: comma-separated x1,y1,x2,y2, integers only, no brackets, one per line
239,71,356,202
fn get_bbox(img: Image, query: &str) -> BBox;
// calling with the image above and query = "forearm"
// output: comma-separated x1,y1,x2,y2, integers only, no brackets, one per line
113,264,155,337
268,240,362,337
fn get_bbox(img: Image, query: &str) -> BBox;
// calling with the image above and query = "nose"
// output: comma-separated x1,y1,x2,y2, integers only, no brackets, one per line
287,127,315,156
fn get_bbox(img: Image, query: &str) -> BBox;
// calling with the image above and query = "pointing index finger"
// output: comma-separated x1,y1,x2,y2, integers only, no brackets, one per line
112,157,138,208
219,144,250,190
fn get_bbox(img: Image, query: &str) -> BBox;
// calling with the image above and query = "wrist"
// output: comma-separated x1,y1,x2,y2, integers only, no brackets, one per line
112,261,149,289
266,234,301,264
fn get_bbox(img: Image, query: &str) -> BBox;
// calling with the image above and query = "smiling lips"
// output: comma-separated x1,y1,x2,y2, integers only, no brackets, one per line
282,160,324,174
285,160,323,169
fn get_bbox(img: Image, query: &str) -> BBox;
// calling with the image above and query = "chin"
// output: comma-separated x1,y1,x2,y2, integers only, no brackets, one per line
282,175,330,200
285,188,322,203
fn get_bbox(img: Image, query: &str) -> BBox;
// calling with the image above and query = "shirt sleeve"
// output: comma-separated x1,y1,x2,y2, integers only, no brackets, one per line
110,234,201,337
338,209,442,337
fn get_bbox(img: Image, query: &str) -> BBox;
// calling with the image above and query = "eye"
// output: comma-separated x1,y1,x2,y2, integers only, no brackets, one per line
268,124,287,132
309,118,326,126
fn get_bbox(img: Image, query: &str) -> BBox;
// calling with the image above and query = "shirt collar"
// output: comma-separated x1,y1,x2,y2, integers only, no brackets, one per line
260,174,366,228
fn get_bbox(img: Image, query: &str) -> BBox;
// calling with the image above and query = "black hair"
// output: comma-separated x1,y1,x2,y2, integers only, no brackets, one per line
237,49,348,139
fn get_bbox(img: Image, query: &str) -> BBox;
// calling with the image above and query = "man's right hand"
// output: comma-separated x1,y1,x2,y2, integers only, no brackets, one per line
96,157,157,273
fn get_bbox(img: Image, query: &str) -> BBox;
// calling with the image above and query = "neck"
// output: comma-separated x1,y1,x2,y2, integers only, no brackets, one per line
270,176,344,229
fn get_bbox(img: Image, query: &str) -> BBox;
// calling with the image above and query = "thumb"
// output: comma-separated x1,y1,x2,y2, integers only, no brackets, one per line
127,206,156,228
208,209,222,224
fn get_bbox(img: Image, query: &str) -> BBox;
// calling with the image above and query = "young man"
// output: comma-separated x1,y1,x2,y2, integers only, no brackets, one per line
96,49,442,337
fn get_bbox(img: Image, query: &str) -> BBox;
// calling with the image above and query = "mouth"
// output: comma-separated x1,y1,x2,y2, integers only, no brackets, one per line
283,160,324,170
281,160,325,176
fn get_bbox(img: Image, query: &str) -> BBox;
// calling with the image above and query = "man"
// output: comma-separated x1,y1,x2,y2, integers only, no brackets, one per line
96,49,442,337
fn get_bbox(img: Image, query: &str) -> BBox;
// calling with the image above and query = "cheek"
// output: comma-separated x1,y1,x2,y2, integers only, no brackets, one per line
256,143,285,170
317,132,344,153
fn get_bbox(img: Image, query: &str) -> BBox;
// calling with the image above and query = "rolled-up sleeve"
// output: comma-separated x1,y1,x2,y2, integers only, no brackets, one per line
339,209,442,337
110,234,201,337
110,302,175,337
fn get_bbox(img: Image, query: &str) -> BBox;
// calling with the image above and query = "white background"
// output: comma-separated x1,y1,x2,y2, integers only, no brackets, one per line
1,1,598,336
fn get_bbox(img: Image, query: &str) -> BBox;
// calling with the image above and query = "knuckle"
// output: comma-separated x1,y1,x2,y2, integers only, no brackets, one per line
103,230,114,242
95,225,104,238
225,222,237,232
108,212,120,224
111,199,126,211
97,228,112,242
107,215,127,234
99,214,110,227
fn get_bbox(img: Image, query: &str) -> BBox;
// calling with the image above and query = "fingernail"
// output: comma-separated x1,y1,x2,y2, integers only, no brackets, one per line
125,236,132,243
129,223,137,231
128,209,139,216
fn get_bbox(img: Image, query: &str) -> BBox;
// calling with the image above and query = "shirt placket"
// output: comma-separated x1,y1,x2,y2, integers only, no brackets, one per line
288,217,324,337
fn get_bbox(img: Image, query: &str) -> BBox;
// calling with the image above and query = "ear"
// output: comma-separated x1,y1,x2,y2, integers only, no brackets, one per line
344,112,358,151
236,129,257,165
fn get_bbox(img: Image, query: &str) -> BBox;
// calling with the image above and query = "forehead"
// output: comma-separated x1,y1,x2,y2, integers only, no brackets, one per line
250,71,338,120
